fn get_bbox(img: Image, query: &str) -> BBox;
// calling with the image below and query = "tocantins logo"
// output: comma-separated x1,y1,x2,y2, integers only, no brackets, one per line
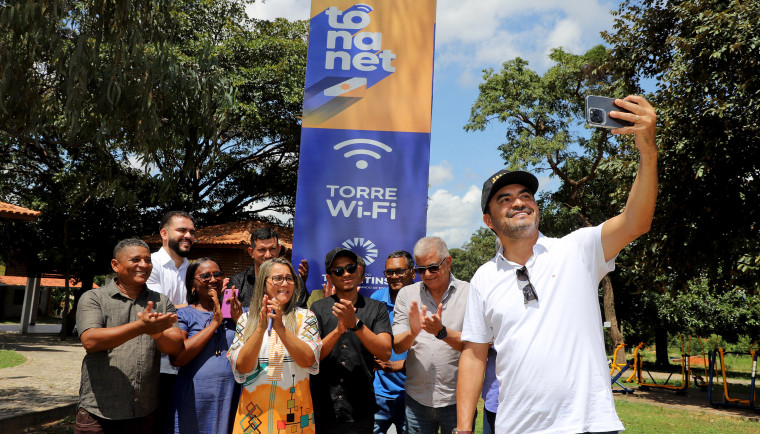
341,237,378,265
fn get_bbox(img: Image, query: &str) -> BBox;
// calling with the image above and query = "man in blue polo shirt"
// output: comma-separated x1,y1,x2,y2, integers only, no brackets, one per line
371,250,416,434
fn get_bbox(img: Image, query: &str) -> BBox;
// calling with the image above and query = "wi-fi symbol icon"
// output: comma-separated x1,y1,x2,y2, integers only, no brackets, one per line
334,139,392,169
355,4,373,13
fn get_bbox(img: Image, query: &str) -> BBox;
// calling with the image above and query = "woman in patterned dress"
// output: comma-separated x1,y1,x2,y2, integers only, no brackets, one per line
227,257,322,434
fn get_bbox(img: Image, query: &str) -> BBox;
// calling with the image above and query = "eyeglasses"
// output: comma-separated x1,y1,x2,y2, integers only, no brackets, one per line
267,275,295,285
516,266,538,304
414,257,447,275
330,263,358,276
384,267,411,277
195,271,224,282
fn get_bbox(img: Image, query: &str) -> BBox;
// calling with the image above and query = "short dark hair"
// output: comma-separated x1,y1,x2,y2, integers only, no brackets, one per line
113,239,149,259
161,211,194,230
250,227,279,246
387,250,414,269
185,257,216,305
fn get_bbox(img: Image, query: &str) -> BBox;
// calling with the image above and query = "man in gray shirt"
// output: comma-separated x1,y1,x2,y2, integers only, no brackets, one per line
392,237,470,434
76,239,183,433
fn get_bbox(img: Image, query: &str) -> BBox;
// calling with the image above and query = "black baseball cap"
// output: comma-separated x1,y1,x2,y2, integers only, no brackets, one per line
325,247,359,272
481,169,539,213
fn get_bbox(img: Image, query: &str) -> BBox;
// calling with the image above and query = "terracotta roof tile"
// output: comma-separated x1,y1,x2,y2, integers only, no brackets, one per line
0,276,99,288
143,220,293,249
0,202,42,221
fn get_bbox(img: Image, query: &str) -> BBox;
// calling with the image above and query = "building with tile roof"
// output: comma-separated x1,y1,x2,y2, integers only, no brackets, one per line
0,201,42,221
143,220,294,276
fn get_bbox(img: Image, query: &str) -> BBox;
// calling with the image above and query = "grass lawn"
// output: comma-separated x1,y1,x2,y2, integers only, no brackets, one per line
616,399,760,433
0,348,26,369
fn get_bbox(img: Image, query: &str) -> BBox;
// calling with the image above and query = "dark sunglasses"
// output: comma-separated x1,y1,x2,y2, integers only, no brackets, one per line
195,271,224,282
330,263,358,276
516,266,538,304
414,257,446,274
384,267,411,277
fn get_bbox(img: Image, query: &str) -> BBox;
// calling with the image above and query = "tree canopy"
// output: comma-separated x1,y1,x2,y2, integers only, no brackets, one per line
604,0,760,293
0,0,308,280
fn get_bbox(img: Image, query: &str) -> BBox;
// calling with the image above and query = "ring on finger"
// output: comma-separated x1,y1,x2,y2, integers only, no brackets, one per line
634,115,641,123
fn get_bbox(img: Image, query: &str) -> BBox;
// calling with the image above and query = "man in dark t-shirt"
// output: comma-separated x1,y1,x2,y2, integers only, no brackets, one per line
310,247,392,433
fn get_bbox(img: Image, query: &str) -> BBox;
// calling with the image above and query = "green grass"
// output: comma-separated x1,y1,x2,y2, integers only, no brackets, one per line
616,399,760,433
0,348,26,369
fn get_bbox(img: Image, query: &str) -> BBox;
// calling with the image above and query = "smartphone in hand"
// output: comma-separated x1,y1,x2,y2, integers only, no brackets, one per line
585,96,633,129
221,288,238,319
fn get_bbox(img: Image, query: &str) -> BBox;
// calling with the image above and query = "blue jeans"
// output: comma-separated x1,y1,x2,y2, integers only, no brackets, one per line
405,394,457,434
374,394,406,434
482,409,496,434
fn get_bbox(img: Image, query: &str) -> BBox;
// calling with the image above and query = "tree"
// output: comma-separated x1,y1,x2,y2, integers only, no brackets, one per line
465,46,638,359
0,0,308,334
450,227,499,282
603,0,760,293
602,0,760,364
1,0,308,226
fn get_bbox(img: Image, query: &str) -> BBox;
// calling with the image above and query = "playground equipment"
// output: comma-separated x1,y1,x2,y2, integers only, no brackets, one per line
633,334,690,394
707,341,760,412
609,342,644,394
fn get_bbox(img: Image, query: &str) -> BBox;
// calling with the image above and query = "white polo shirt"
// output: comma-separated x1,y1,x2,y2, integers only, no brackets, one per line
146,246,189,374
462,225,624,433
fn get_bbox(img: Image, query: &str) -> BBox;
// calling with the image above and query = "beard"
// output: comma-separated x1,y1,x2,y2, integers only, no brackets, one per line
168,237,191,257
492,209,539,240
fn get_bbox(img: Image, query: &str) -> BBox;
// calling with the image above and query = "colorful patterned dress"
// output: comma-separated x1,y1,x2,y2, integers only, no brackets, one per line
227,307,321,434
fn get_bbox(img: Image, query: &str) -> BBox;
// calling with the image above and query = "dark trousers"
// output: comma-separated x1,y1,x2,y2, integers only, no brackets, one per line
75,407,153,434
153,373,176,434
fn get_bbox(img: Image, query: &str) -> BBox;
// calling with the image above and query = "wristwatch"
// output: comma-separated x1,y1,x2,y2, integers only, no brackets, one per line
452,430,472,434
349,319,364,331
436,325,448,340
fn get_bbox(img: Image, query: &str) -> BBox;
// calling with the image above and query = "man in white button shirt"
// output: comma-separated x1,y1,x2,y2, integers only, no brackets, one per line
146,210,196,433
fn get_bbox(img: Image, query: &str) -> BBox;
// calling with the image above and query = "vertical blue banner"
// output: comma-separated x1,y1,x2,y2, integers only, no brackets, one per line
292,0,437,295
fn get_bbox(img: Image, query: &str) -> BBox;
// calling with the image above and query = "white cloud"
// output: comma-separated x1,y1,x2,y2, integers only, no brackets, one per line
426,185,483,248
248,0,618,78
429,161,455,187
247,0,310,21
244,200,293,224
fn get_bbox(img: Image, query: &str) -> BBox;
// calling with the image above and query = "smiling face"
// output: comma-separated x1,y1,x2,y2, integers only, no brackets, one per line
265,262,295,305
483,183,540,240
385,257,415,292
193,260,223,304
162,216,196,257
111,245,153,288
414,251,451,293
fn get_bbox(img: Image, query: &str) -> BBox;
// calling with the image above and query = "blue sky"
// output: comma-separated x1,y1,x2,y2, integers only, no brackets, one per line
249,0,622,248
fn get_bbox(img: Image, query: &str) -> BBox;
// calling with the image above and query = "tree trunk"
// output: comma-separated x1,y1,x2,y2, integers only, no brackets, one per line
601,275,625,365
655,326,670,369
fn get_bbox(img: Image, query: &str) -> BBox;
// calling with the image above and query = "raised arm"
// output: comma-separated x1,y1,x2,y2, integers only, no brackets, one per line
80,301,178,354
171,294,224,367
333,299,392,361
602,95,658,261
392,299,426,353
422,303,464,352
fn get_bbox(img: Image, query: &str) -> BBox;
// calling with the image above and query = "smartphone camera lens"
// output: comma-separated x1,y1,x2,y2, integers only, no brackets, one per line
589,108,604,124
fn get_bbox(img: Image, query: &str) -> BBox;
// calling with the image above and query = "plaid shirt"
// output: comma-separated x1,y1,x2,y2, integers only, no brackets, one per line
76,280,176,420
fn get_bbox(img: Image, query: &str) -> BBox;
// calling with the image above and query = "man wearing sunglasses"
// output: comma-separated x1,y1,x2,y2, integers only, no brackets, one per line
310,247,393,433
392,237,470,434
370,250,416,434
456,96,658,434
